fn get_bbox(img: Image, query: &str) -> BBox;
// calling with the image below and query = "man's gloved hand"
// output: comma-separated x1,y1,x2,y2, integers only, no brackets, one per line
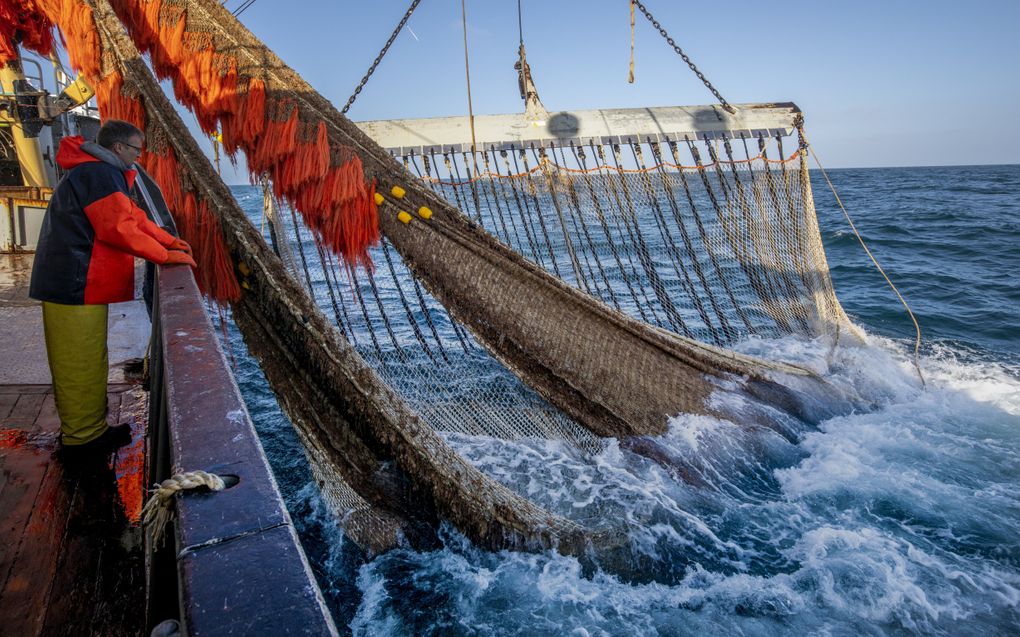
168,237,193,255
163,250,197,267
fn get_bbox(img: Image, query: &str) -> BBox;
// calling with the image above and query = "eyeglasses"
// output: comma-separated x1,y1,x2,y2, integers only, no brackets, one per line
120,141,143,153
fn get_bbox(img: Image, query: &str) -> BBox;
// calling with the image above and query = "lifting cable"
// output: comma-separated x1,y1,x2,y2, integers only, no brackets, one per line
342,0,423,114
461,0,480,175
517,0,524,47
631,0,735,114
232,0,257,18
801,131,926,388
628,0,635,83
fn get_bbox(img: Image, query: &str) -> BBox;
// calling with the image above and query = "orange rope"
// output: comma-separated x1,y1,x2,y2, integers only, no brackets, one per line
418,149,800,186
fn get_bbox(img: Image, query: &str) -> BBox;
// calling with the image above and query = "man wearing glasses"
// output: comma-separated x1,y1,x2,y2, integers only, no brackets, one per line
30,119,196,458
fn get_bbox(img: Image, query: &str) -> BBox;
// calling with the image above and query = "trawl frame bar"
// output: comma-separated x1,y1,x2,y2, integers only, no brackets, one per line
355,102,800,154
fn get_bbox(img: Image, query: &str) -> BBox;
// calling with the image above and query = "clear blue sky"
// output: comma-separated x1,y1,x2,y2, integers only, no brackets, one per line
37,1,1016,180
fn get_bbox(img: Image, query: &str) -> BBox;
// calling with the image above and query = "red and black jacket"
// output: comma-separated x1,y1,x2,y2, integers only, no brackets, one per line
30,136,177,305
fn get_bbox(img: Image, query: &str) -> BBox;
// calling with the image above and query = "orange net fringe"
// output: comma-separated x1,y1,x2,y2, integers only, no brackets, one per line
111,0,379,271
0,1,55,65
9,0,240,302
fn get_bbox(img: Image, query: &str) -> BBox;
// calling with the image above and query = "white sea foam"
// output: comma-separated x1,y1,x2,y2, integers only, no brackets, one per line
339,334,1020,635
216,168,1020,635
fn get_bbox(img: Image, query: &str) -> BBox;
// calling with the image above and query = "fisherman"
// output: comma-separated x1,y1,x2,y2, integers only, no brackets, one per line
30,119,196,457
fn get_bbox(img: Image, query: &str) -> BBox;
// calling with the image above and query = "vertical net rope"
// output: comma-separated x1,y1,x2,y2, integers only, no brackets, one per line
265,187,605,455
397,132,860,349
260,126,859,470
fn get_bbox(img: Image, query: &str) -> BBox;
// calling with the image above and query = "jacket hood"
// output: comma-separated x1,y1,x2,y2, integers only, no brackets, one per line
56,136,132,172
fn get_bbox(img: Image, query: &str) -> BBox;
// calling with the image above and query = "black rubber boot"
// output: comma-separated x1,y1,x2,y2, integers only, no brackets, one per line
57,423,133,460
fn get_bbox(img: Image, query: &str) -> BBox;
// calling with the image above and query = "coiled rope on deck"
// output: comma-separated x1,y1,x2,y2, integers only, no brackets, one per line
141,470,227,546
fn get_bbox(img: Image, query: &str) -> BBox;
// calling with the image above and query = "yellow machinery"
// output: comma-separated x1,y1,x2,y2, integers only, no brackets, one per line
1,54,97,252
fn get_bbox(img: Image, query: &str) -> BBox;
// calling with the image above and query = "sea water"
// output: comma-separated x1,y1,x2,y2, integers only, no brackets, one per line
227,164,1020,635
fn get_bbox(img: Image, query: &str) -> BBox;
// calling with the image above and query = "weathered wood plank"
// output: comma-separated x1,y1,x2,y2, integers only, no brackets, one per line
40,466,144,637
34,393,59,434
5,393,47,432
0,445,54,617
0,392,20,419
1,386,146,636
0,389,55,525
0,385,51,395
0,457,72,636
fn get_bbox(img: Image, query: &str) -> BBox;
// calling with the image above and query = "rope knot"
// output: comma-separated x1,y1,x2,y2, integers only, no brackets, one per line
141,470,227,546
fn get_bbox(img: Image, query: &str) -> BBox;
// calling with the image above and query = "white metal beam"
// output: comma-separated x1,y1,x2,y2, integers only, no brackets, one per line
355,102,800,154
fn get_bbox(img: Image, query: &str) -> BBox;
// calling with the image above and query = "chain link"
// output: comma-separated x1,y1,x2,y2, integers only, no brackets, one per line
632,0,735,114
342,0,423,114
344,1,732,116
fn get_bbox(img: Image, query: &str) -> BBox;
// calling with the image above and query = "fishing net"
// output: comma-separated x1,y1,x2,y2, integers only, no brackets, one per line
17,0,602,556
13,0,857,557
392,133,857,348
92,0,832,447
260,124,862,505
266,189,601,453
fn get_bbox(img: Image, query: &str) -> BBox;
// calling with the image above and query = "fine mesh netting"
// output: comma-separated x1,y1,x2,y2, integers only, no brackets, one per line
266,185,603,453
260,128,859,534
260,129,860,544
265,188,604,546
397,131,857,348
262,128,859,461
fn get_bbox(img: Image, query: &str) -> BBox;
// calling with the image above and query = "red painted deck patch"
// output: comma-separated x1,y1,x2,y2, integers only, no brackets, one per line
0,384,147,634
0,428,29,449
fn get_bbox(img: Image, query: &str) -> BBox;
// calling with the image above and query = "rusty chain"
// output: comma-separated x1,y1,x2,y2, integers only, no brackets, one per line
342,0,422,114
344,1,732,116
632,0,736,114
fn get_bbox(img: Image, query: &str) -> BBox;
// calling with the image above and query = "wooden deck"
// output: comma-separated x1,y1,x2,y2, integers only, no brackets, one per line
0,254,149,636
